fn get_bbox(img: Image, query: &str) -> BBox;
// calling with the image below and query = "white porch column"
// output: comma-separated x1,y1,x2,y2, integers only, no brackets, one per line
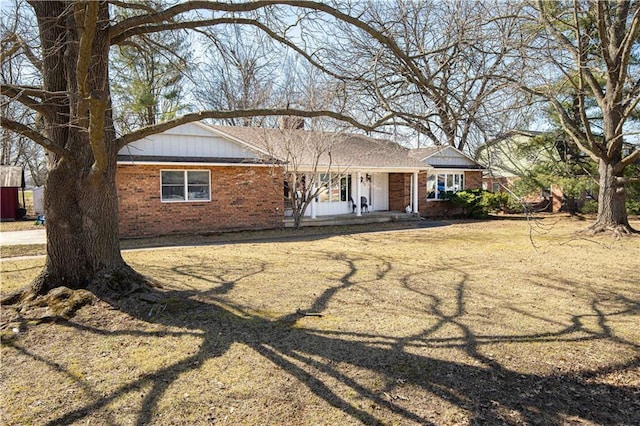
412,171,419,213
310,179,317,219
355,171,362,217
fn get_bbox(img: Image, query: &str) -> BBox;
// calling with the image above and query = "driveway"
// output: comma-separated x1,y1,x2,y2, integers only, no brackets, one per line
0,230,46,246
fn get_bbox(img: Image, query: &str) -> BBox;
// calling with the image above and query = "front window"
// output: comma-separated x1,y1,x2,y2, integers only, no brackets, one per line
318,173,330,202
317,173,350,203
161,170,211,202
340,175,351,202
427,172,464,199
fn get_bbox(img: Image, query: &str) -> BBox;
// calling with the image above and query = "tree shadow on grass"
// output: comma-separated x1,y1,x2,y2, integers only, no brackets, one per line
10,253,640,426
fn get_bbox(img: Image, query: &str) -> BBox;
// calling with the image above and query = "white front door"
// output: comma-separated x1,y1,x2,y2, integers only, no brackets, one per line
371,173,389,211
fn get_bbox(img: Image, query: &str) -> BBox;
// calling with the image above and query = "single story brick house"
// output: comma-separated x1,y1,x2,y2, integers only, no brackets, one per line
117,122,431,237
409,146,485,217
116,123,485,237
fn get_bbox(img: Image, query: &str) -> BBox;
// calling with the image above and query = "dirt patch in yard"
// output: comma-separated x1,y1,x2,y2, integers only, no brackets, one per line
1,217,639,425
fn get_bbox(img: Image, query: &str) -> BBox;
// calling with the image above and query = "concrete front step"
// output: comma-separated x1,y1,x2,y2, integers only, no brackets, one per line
283,211,420,228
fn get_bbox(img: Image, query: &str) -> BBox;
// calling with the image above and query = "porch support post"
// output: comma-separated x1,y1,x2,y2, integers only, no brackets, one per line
310,180,317,219
412,171,419,213
356,171,362,217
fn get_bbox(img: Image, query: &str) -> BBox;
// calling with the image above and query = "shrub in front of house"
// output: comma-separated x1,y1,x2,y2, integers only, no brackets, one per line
448,189,507,219
484,191,510,212
503,196,526,214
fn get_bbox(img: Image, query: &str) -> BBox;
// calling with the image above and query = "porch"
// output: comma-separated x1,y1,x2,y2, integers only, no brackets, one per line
283,210,421,228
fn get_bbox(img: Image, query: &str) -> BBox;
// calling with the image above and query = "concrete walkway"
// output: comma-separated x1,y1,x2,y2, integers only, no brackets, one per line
0,229,46,246
0,218,449,248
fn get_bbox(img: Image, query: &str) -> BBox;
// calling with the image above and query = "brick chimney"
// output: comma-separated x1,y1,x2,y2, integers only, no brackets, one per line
278,116,305,130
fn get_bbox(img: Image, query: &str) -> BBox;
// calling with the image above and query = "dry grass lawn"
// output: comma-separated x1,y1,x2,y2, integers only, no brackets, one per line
1,217,639,425
0,220,43,233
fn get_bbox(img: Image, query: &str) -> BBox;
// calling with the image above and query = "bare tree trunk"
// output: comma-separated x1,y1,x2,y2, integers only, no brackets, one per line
589,159,635,235
31,156,145,299
3,1,149,308
293,210,303,229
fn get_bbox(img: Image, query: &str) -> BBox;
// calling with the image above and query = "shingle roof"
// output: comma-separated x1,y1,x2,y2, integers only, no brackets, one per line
209,125,427,170
409,146,446,161
116,155,275,165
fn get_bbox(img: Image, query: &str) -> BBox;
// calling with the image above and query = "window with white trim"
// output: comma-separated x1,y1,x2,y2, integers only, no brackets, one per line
317,173,350,203
161,170,210,202
427,172,464,200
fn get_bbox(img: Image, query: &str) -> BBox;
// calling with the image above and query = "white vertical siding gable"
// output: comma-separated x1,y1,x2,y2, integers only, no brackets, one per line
118,122,259,159
423,146,478,167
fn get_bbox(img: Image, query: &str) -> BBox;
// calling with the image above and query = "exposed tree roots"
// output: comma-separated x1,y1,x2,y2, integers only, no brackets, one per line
0,286,96,334
585,221,639,238
0,264,162,325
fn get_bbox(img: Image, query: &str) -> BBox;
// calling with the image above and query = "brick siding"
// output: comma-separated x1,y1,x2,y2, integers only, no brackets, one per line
117,164,284,238
419,170,483,217
388,173,412,211
465,171,483,190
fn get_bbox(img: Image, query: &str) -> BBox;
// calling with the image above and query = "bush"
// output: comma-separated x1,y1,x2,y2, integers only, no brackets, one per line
447,189,507,219
504,196,526,214
580,200,598,214
627,199,640,215
484,191,510,212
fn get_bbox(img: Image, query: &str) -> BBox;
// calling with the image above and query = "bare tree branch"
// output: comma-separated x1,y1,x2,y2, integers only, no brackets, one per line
0,117,73,158
0,33,42,70
108,0,157,14
109,1,278,42
115,108,394,149
615,147,640,172
0,33,22,62
1,84,51,115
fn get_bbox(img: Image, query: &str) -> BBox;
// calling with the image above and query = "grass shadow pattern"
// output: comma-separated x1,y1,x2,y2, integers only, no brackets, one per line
2,224,639,425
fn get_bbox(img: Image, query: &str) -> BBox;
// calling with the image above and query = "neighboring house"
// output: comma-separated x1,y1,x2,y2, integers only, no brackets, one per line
117,122,427,238
0,165,25,221
475,133,554,195
409,146,485,217
475,134,570,212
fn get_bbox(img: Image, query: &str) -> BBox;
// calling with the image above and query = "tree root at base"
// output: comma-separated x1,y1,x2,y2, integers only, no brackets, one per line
584,222,639,238
0,286,96,330
0,265,163,325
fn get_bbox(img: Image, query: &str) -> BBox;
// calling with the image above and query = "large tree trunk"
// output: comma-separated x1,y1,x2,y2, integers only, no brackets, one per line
32,156,145,299
588,67,637,237
3,1,149,309
589,159,635,235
